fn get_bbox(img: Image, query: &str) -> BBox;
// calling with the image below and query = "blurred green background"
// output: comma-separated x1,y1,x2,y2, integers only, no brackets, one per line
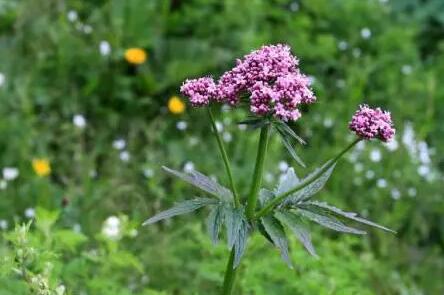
0,0,443,294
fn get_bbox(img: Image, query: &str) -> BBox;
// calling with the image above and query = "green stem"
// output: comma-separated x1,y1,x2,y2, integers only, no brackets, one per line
207,107,240,207
246,124,271,220
256,138,361,219
221,248,237,295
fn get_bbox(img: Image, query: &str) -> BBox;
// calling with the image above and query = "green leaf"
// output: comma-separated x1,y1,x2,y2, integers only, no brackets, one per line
296,208,366,235
283,161,336,205
274,121,306,145
275,168,300,196
275,211,318,257
303,201,396,233
259,188,275,207
238,117,270,130
233,218,249,268
277,128,306,167
224,206,243,249
207,204,224,245
260,216,293,268
143,198,217,225
162,166,232,201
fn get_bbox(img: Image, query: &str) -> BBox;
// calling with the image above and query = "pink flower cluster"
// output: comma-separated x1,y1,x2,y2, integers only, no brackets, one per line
349,105,395,142
180,44,315,121
180,77,217,107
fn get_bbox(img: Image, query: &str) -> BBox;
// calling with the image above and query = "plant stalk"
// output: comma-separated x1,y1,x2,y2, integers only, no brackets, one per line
255,138,361,218
246,124,271,220
221,248,237,295
207,107,240,207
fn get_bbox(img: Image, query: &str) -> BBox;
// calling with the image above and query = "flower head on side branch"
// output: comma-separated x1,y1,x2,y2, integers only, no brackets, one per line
349,104,395,142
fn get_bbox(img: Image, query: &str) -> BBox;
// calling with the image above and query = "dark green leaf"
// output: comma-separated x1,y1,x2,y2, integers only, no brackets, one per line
274,121,306,145
259,189,275,207
275,168,300,196
296,208,366,235
143,198,217,225
207,205,224,245
303,201,396,233
275,211,318,257
261,216,293,268
283,161,336,205
162,166,232,201
224,206,243,249
277,129,306,168
233,218,249,268
238,117,270,130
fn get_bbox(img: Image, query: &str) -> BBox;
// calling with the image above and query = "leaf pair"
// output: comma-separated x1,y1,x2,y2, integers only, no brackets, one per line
274,121,306,168
144,166,249,268
162,166,233,201
257,163,395,267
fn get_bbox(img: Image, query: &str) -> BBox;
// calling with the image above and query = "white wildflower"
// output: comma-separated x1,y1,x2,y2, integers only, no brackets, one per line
67,10,78,22
143,168,154,178
0,219,8,230
369,149,382,162
222,132,232,143
102,216,120,240
3,167,19,181
25,208,35,219
360,28,372,39
184,161,194,173
73,114,86,129
112,138,126,150
176,121,188,131
401,65,412,75
338,40,348,51
99,41,111,56
119,151,130,162
376,178,387,188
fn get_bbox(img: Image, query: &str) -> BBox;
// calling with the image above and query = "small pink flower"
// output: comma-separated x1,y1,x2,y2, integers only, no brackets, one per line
180,44,316,121
180,77,217,106
349,105,395,142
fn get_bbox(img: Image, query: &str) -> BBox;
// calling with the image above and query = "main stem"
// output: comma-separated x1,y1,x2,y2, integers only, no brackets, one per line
255,138,362,218
246,124,271,220
207,107,240,207
222,248,237,295
207,107,241,294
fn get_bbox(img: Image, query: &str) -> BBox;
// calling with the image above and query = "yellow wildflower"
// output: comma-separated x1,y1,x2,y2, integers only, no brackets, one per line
168,96,186,114
124,48,147,65
32,158,51,177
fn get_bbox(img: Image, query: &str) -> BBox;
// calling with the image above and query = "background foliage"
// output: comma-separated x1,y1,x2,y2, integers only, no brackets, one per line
0,0,443,294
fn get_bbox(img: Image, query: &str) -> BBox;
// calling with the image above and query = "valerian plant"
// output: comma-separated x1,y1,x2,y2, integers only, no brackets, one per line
143,44,396,294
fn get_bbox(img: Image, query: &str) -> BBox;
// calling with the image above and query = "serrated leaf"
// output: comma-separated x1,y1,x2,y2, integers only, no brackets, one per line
277,129,306,167
259,189,275,207
260,216,293,268
162,166,232,201
275,211,318,257
296,208,366,235
233,218,249,268
303,201,396,233
207,205,224,245
275,121,306,145
276,168,300,196
143,198,217,225
224,207,243,249
283,161,336,206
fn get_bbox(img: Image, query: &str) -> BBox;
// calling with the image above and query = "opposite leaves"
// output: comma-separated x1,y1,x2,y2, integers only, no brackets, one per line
143,198,218,225
162,166,233,201
260,216,292,268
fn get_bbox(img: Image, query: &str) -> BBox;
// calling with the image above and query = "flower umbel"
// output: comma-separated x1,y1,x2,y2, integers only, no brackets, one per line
168,96,186,114
124,48,147,65
180,44,315,121
180,77,217,106
349,104,395,142
32,158,51,177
